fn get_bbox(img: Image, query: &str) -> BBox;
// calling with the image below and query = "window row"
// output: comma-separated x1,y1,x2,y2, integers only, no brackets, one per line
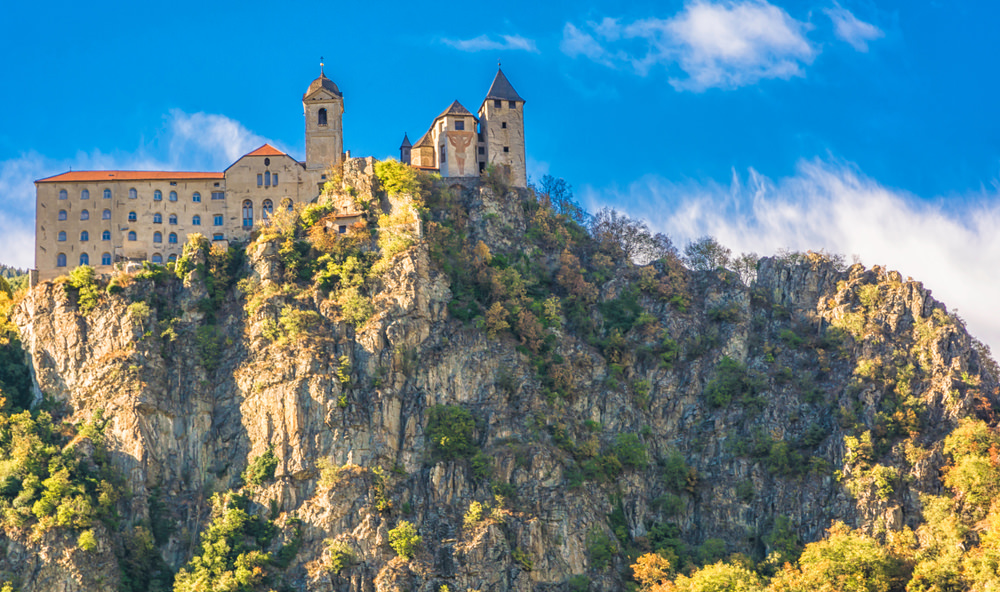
60,189,221,201
55,252,179,268
58,209,112,221
256,172,279,187
58,189,112,200
492,100,517,109
58,230,182,244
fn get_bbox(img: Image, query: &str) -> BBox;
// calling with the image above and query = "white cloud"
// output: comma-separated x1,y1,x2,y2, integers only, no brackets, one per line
442,34,539,53
0,111,272,269
824,3,884,52
562,0,815,91
581,159,1000,352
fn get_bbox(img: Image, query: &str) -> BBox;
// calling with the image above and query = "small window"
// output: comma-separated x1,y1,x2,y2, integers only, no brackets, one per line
169,214,177,225
169,191,177,201
129,188,137,199
455,120,465,131
192,215,201,226
101,253,111,265
509,100,516,109
318,108,327,126
257,174,263,187
169,232,178,244
102,209,111,220
128,231,137,241
501,122,507,129
168,254,177,263
153,232,162,243
441,148,446,162
153,213,162,224
264,171,270,187
211,192,225,200
128,211,137,222
273,174,278,186
213,182,220,187
80,231,89,242
503,146,509,153
478,146,485,155
338,225,347,234
494,99,502,108
59,189,68,200
154,190,162,201
81,189,90,200
242,200,253,229
79,253,89,266
479,162,486,172
151,254,163,264
262,199,273,219
214,215,223,226
264,158,270,166
57,253,67,267
103,188,111,199
58,231,66,242
102,230,111,241
58,210,67,221
213,233,224,241
80,209,89,221
193,192,202,202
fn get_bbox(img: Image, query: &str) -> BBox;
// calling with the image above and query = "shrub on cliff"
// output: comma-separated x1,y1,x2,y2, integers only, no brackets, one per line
243,446,279,487
425,405,477,460
388,520,421,560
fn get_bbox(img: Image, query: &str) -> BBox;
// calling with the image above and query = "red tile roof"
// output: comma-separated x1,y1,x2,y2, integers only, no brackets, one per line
37,170,224,183
244,144,286,157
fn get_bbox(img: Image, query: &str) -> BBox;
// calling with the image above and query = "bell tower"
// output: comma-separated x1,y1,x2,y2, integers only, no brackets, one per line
303,60,344,172
478,66,526,187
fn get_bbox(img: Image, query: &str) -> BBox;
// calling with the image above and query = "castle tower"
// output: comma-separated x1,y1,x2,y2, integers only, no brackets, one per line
477,67,526,187
400,133,412,165
303,62,344,172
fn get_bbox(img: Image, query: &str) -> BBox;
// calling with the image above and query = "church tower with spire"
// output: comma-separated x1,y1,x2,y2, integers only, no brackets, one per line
303,60,345,173
477,67,526,187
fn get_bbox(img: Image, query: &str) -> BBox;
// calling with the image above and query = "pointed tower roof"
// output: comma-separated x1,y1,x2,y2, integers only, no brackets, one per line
304,61,343,100
484,68,524,102
434,100,476,121
400,133,411,148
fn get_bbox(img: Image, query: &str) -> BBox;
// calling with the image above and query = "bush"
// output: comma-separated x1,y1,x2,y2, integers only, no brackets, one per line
78,529,97,551
388,520,421,560
704,357,759,408
65,265,101,315
426,405,476,460
612,434,648,470
324,539,356,575
243,446,279,487
586,528,618,570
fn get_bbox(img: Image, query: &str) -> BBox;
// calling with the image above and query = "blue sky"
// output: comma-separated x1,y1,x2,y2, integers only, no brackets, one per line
2,0,1000,348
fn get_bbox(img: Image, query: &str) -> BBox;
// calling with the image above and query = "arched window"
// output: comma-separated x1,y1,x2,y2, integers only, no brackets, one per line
102,230,111,241
103,188,111,199
154,190,162,201
318,108,327,125
80,253,89,266
128,211,137,222
169,232,178,244
282,198,293,212
101,253,112,265
262,199,273,219
57,253,67,267
151,253,163,264
153,232,162,243
80,231,89,242
58,231,66,242
80,209,89,221
153,213,162,224
102,209,111,220
128,231,137,241
59,189,68,200
168,254,177,263
169,191,177,201
128,188,137,199
58,210,67,221
81,189,90,200
193,215,201,226
193,192,202,202
169,214,177,225
242,200,253,229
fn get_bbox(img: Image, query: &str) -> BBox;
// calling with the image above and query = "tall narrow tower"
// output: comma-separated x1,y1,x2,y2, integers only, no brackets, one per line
303,62,345,172
477,67,526,187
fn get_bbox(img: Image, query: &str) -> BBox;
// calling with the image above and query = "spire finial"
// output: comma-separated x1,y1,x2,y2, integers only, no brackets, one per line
498,58,501,69
320,56,325,76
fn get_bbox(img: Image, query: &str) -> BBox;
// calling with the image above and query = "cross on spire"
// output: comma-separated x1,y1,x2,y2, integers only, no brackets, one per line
320,56,325,76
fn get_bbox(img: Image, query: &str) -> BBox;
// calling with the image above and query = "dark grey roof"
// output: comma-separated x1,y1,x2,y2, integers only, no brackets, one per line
434,100,476,121
304,73,343,98
400,133,411,148
484,68,524,102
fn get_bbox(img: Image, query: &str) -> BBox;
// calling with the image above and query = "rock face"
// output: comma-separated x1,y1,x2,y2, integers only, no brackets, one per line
5,172,998,592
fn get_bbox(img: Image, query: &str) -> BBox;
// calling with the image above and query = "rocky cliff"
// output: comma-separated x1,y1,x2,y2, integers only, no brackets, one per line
1,160,997,591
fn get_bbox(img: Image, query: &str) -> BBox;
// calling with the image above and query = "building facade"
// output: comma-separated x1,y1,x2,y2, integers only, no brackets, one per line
401,67,527,188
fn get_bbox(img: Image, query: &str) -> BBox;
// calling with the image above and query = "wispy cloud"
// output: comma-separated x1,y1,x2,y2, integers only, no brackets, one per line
824,3,884,52
581,159,1000,351
562,0,815,91
442,34,539,53
0,110,271,269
